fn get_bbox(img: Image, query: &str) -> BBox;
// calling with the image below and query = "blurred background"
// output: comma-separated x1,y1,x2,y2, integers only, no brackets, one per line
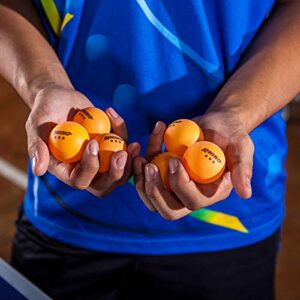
0,76,299,299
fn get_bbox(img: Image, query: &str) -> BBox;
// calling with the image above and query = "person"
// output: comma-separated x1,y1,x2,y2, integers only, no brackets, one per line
0,0,299,299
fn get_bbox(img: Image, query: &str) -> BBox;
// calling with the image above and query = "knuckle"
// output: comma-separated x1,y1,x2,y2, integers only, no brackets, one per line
242,135,254,152
161,212,177,221
169,177,181,191
136,190,147,202
147,192,156,201
246,163,254,176
74,184,88,190
161,211,182,221
146,188,160,201
218,191,231,202
89,188,106,197
108,172,122,183
249,141,255,155
77,163,98,176
117,176,129,186
25,118,35,136
135,179,144,191
87,163,99,174
140,197,155,211
224,189,232,200
147,205,156,213
216,185,233,202
149,141,161,152
114,118,125,128
117,116,125,126
25,119,31,131
74,184,87,190
94,191,106,197
240,135,254,151
184,199,203,211
27,143,35,157
69,178,88,190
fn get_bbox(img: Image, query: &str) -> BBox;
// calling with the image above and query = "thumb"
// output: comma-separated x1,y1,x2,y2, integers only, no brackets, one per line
226,135,254,199
26,122,50,176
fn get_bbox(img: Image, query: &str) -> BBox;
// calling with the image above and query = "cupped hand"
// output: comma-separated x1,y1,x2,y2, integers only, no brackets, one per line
133,111,254,220
26,85,140,197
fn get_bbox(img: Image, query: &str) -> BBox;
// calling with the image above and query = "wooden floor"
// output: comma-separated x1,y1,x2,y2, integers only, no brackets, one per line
0,77,299,299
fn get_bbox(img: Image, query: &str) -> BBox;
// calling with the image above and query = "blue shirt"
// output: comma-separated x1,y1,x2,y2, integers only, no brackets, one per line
25,0,287,254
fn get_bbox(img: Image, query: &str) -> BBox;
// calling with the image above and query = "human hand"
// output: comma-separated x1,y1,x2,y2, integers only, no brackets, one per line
26,85,140,196
133,111,253,220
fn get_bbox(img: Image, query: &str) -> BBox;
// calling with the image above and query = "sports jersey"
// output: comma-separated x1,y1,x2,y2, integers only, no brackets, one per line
24,0,286,254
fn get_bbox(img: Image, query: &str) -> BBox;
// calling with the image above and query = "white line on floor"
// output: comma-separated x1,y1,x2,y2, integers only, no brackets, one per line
0,157,27,190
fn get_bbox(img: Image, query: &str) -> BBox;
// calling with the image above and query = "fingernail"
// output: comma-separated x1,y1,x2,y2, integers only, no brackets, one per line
89,141,98,156
169,159,179,174
32,153,37,171
107,108,119,119
153,122,162,134
116,155,127,169
145,165,155,182
246,179,252,193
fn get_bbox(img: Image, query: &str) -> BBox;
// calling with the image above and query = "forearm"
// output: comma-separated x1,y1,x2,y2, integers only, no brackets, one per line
0,1,72,108
209,1,300,132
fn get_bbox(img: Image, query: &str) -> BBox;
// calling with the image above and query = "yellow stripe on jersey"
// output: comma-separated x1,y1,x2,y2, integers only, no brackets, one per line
190,209,248,233
61,13,74,33
40,0,61,36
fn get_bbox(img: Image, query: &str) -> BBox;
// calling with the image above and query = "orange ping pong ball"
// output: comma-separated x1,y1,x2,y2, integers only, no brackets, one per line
152,152,181,191
164,119,204,157
48,121,90,163
95,133,127,173
182,141,226,184
73,107,111,138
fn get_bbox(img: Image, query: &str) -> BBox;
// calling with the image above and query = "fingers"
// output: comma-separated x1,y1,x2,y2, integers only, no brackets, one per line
168,158,232,210
69,140,100,189
134,157,156,212
226,135,254,199
107,150,128,182
48,156,72,182
29,138,50,176
117,143,140,185
144,163,190,220
48,140,100,189
146,121,166,162
135,157,232,220
48,138,138,196
88,150,129,197
26,120,50,176
106,107,128,142
96,143,141,195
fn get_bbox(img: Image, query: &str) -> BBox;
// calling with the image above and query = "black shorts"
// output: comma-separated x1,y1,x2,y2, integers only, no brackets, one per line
11,212,280,300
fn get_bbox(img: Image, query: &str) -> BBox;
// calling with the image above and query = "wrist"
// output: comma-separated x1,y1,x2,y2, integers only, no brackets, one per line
16,62,73,108
207,95,261,133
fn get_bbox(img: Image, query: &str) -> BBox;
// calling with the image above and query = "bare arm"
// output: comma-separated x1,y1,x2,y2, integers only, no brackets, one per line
0,1,139,195
0,0,73,107
209,0,300,132
135,0,300,219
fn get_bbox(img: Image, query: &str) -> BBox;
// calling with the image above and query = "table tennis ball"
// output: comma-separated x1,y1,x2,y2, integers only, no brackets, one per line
48,121,90,163
164,119,204,157
152,152,181,191
182,141,226,184
95,133,127,173
73,107,111,138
